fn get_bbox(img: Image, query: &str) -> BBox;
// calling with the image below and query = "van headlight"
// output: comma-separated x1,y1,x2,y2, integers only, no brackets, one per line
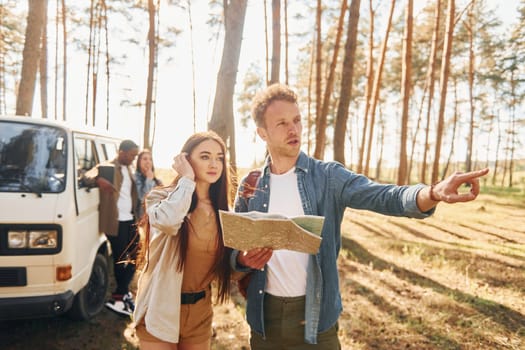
8,230,58,249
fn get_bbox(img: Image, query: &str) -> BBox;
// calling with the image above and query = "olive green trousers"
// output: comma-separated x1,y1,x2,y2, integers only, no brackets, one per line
250,293,341,350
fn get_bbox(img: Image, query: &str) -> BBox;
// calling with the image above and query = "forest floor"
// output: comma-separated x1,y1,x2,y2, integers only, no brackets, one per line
1,190,524,349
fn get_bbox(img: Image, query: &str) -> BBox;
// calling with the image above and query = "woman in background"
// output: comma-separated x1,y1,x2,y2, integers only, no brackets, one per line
135,149,163,219
133,131,233,350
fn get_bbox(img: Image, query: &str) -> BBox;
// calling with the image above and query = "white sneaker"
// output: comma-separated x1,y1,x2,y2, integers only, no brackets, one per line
106,300,133,317
122,292,135,312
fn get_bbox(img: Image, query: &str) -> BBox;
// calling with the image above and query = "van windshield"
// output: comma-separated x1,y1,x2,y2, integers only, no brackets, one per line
0,121,67,194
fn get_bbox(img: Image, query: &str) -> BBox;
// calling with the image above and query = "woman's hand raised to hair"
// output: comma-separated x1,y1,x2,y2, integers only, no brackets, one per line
172,152,195,181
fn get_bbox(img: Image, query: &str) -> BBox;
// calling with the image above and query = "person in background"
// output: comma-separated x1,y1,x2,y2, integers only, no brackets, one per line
133,131,235,350
232,83,490,349
135,149,163,219
83,139,140,317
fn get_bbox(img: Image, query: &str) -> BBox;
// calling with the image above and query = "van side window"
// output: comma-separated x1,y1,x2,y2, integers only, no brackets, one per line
101,143,117,161
74,138,98,188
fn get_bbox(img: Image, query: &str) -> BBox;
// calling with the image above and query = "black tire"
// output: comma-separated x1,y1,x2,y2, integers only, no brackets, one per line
67,253,109,320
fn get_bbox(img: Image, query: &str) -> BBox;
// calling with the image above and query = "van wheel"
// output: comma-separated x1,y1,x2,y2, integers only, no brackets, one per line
68,253,109,320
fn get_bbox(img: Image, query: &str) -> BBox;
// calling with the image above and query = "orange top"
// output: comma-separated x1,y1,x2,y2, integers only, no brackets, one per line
181,200,218,292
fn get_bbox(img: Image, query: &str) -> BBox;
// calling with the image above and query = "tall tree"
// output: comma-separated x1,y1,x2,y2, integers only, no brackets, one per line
307,28,316,154
504,0,525,186
39,0,48,118
464,0,475,173
269,0,281,84
421,0,442,183
187,0,197,131
102,0,109,130
442,77,459,177
397,0,413,185
208,0,248,171
313,0,323,158
432,0,455,183
53,0,59,120
316,0,348,160
357,0,375,173
16,0,47,116
143,0,158,150
83,0,109,128
333,0,359,164
364,0,396,176
61,0,67,121
85,0,95,125
284,0,289,85
264,0,269,85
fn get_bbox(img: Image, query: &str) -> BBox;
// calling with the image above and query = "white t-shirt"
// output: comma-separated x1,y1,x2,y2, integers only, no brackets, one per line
117,165,134,221
265,167,309,297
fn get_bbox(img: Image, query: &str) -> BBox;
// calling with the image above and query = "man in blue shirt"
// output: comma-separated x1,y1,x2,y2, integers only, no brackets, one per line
231,83,489,349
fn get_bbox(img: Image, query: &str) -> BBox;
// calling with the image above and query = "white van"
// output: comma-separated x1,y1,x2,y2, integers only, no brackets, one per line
0,115,122,320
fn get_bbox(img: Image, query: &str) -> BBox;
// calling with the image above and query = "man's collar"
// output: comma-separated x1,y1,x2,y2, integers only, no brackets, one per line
263,151,308,175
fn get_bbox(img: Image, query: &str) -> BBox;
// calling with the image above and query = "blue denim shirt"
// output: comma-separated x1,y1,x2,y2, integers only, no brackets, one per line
231,151,433,344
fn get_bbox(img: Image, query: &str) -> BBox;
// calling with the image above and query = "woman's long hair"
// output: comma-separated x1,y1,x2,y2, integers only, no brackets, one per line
139,131,232,303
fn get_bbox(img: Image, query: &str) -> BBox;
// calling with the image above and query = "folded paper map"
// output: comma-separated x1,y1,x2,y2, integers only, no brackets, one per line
218,210,324,254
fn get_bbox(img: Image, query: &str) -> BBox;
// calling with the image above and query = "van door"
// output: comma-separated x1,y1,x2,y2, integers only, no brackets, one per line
74,137,99,223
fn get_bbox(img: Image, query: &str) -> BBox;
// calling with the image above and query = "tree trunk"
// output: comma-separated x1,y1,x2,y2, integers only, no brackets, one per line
397,0,412,185
313,0,323,158
465,1,475,173
84,0,95,125
319,0,348,162
322,0,350,164
144,0,156,149
208,0,248,171
421,0,441,183
364,0,396,176
102,0,109,130
284,0,289,85
54,0,58,119
501,129,510,187
264,0,269,85
61,0,67,121
492,106,502,186
508,69,517,187
407,83,428,184
187,0,197,132
443,78,459,178
16,0,47,116
307,29,315,154
39,0,48,118
357,0,375,174
432,0,455,184
375,108,385,180
269,0,280,84
333,0,359,164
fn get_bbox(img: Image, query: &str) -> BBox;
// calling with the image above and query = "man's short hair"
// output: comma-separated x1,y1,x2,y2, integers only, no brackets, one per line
251,83,298,128
119,139,139,151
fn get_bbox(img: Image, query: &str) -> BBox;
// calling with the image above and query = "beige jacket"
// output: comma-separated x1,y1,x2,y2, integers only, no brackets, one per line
133,177,195,343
